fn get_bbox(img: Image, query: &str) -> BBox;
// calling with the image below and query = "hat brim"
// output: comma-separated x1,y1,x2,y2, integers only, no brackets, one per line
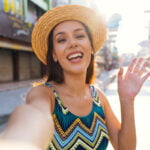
32,5,107,65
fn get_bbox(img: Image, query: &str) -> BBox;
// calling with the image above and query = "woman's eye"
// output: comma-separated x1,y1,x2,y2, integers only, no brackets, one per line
76,34,85,39
57,38,66,43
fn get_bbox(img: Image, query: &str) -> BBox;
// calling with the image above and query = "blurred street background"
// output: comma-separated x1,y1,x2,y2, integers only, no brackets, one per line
0,0,150,149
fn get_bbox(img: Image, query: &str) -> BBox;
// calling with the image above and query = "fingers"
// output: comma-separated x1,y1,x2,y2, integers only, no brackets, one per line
128,58,148,76
139,61,148,76
127,58,137,72
142,72,150,83
133,58,143,74
118,67,123,82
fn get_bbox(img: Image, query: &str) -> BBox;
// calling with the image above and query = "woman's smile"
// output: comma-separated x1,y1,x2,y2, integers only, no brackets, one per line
67,51,83,63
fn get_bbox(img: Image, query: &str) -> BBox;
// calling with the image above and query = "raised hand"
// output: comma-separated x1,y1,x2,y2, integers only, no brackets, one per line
118,58,150,101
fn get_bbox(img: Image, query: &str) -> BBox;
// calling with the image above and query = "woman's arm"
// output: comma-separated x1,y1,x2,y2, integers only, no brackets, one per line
117,58,150,150
0,138,42,150
0,85,54,150
100,58,150,150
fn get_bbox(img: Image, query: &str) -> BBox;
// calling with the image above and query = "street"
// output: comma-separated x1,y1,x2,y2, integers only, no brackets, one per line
0,87,31,116
0,75,150,150
0,86,32,132
106,77,150,150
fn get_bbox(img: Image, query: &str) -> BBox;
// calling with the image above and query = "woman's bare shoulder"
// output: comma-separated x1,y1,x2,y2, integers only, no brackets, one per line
26,83,55,113
26,84,53,101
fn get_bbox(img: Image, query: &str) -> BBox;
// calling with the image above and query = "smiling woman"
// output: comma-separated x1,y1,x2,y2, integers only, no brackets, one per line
46,20,95,83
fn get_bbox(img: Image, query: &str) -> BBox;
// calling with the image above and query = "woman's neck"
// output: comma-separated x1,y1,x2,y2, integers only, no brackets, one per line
59,72,89,98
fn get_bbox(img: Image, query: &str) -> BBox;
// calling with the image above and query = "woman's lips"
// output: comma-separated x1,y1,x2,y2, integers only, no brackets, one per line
67,51,83,63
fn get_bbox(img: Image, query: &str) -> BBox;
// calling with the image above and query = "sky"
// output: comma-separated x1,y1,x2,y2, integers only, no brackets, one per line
91,0,150,55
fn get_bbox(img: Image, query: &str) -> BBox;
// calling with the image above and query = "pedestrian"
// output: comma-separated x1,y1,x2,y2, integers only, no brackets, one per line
0,4,150,150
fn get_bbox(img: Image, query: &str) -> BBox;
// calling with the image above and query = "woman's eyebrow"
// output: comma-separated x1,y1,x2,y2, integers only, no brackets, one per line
74,28,84,32
55,32,65,38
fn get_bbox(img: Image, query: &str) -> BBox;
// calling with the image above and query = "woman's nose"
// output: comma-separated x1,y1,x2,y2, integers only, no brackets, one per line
69,38,78,49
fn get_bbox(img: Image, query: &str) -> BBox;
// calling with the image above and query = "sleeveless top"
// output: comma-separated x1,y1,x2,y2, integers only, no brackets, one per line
45,83,109,150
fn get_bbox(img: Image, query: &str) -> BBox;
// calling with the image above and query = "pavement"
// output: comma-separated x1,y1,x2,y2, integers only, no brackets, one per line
0,78,41,92
0,78,42,131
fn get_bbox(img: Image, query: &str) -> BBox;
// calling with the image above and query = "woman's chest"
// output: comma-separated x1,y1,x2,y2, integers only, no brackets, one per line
61,97,93,117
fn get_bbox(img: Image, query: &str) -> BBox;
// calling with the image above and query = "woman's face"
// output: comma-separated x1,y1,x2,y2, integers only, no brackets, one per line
52,20,93,75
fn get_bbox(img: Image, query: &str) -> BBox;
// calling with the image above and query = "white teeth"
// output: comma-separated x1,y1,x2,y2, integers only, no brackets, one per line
68,53,82,60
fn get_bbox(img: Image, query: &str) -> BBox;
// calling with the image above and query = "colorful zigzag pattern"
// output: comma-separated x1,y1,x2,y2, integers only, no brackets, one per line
49,112,109,150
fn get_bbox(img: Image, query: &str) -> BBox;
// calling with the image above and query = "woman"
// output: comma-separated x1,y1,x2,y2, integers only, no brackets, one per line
0,5,150,150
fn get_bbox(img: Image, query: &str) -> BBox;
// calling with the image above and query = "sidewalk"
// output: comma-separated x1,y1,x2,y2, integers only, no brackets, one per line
0,78,41,92
0,79,41,132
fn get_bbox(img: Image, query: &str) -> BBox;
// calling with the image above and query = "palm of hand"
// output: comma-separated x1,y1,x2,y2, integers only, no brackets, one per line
118,71,143,100
118,58,150,101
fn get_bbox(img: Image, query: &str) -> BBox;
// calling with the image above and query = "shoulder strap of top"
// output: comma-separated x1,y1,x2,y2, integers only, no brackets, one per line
45,82,54,88
45,82,59,98
44,82,61,100
44,82,68,114
90,85,101,107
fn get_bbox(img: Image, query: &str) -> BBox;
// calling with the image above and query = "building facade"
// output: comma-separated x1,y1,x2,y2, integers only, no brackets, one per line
51,0,90,8
0,0,51,82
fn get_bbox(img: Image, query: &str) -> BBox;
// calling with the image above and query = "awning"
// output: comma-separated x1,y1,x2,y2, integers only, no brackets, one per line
30,0,48,11
0,39,32,52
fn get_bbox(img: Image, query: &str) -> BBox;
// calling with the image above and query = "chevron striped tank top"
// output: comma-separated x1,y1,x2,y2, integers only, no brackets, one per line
45,83,109,150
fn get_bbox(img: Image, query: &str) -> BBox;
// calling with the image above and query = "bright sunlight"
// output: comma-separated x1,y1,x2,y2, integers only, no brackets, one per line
91,0,150,55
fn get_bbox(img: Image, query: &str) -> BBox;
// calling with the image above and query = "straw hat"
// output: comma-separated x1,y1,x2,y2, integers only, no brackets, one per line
32,5,107,65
